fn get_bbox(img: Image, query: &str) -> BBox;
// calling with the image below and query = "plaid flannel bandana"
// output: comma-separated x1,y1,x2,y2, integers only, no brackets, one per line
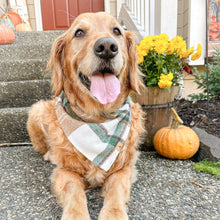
55,91,131,171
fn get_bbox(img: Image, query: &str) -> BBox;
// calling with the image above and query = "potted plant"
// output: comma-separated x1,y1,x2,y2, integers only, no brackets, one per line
133,33,202,148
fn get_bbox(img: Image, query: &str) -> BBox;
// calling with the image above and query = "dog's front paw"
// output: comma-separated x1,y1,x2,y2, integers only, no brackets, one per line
98,207,128,220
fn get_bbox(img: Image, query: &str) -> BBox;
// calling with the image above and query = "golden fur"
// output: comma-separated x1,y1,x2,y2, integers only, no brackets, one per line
27,12,145,220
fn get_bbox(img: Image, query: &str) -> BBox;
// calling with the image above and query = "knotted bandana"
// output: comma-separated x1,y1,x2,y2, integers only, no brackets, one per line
55,91,131,171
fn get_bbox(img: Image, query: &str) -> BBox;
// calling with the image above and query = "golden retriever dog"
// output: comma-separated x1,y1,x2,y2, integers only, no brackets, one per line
27,12,145,220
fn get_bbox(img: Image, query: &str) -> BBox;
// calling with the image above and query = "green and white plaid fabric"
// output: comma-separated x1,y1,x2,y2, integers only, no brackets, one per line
55,91,131,171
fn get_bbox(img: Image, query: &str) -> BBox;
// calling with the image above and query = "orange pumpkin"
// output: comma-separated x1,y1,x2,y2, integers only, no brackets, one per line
15,22,32,32
0,24,15,45
153,108,200,159
1,11,22,27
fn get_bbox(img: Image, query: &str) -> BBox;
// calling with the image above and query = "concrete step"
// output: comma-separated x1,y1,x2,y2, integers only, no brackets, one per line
0,31,65,144
0,44,52,60
0,149,219,219
0,107,30,143
14,31,65,45
0,31,65,60
0,79,52,108
0,59,49,82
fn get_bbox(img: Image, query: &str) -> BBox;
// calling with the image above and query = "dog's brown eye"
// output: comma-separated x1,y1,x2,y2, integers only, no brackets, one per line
75,29,85,38
113,28,121,36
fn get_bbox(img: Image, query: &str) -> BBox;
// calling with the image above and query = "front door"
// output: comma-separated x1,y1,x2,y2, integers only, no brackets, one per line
40,0,104,30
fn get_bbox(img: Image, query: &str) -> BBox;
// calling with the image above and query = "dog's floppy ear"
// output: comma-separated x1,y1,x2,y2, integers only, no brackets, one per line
126,31,143,94
47,33,66,97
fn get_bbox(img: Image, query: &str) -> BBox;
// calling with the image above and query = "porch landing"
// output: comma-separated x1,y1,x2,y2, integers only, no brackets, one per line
0,146,219,220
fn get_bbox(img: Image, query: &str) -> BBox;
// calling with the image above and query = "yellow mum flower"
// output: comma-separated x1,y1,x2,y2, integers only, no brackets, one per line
160,72,174,81
138,55,144,64
167,72,174,81
138,36,154,55
170,36,184,45
159,33,169,42
136,45,144,64
166,42,175,55
160,73,166,80
154,39,168,54
168,35,187,57
143,35,154,43
152,35,160,42
176,40,187,58
182,46,195,58
158,72,173,88
191,44,202,61
158,80,173,89
151,35,160,48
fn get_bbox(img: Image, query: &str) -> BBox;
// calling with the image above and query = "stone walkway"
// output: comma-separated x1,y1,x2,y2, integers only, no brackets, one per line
0,146,219,220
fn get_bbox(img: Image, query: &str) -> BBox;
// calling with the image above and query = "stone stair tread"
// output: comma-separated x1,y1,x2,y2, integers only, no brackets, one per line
13,30,65,45
0,58,49,82
0,106,30,112
0,79,52,108
0,44,52,60
0,41,54,47
0,107,30,143
0,30,65,144
0,57,46,63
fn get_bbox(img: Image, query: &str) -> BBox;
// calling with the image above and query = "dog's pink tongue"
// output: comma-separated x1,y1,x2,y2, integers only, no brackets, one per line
91,73,120,104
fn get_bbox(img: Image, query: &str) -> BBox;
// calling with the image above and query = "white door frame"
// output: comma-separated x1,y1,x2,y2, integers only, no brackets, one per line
34,0,43,31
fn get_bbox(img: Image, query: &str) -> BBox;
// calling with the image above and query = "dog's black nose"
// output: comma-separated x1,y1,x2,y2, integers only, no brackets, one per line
94,37,118,59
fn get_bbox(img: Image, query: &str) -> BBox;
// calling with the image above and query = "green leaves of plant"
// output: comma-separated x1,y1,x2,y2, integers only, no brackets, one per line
188,48,220,101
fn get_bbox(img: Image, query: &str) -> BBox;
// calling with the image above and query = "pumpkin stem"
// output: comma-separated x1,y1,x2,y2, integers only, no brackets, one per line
170,107,183,129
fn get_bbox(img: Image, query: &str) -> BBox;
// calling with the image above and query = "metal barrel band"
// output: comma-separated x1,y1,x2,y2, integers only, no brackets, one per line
141,102,175,109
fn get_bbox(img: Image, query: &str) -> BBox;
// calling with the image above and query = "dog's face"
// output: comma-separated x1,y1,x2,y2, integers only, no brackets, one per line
48,12,142,113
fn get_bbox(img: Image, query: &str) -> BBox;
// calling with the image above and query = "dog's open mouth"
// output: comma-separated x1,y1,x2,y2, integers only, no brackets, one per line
79,72,91,90
79,68,121,105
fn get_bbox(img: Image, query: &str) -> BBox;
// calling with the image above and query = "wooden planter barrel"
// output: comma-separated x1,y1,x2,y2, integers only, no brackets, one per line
131,86,180,149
